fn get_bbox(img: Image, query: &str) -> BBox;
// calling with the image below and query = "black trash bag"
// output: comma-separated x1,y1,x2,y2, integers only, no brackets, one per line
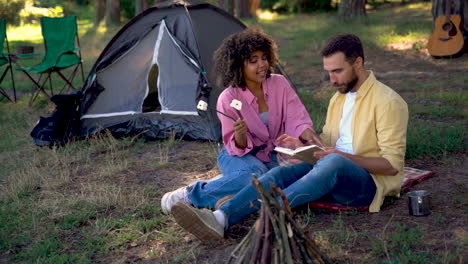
30,91,82,147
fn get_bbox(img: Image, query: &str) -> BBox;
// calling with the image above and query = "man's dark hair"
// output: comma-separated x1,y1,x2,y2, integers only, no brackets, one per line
321,33,364,63
213,27,278,89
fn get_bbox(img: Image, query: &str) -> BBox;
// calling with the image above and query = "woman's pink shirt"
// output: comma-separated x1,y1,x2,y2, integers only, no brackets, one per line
216,74,313,162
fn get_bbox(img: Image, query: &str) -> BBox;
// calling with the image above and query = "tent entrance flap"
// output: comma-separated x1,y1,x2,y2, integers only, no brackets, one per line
152,20,199,116
83,26,160,117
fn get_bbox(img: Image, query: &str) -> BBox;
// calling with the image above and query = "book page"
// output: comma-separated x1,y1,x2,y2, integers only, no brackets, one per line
274,146,295,155
274,145,323,165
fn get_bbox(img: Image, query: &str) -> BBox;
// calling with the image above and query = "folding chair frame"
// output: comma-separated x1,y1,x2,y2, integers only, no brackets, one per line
19,17,85,105
0,22,16,103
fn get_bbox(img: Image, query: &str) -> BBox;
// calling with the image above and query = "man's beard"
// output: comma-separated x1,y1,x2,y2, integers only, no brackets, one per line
336,76,358,94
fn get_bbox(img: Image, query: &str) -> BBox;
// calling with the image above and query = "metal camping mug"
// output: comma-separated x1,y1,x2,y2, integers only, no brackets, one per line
407,190,431,216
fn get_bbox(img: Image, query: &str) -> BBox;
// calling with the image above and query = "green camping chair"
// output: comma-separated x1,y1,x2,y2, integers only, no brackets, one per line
0,18,17,103
18,16,84,104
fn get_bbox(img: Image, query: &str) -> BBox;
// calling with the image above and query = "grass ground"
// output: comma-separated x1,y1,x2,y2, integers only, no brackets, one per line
0,2,467,263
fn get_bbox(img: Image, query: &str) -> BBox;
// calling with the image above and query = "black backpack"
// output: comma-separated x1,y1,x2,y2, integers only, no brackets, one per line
30,91,82,147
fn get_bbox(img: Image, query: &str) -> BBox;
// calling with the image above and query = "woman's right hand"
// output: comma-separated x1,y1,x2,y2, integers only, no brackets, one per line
234,119,248,148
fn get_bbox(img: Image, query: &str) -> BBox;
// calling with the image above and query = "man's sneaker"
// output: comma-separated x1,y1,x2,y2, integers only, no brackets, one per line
172,202,224,241
161,186,189,215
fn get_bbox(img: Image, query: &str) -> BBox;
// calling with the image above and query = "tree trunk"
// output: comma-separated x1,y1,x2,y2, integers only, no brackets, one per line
153,0,164,5
228,0,235,16
338,0,366,20
135,0,148,16
250,0,260,16
236,0,251,18
217,0,226,10
94,0,105,26
105,0,120,26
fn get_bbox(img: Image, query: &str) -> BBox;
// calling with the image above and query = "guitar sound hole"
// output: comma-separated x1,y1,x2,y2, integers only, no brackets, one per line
442,22,453,32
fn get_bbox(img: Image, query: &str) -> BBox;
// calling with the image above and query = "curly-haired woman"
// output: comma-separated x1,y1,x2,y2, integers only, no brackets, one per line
161,27,322,214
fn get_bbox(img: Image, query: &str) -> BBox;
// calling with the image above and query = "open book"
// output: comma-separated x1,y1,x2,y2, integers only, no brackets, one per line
274,145,324,165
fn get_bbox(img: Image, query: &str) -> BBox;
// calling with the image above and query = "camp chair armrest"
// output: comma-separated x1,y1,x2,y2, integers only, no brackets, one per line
17,52,44,60
1,53,19,63
53,50,79,67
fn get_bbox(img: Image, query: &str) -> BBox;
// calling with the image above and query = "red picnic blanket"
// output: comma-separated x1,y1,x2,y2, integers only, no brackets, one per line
307,167,436,212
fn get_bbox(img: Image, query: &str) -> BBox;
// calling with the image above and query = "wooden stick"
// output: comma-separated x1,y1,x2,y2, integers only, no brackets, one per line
229,174,331,264
261,205,271,264
295,238,314,264
288,231,302,262
228,227,253,263
285,213,332,264
279,210,294,264
272,186,293,216
249,207,265,264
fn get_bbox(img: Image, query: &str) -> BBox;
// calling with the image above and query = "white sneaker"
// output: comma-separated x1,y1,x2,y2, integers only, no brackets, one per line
161,186,190,215
172,202,224,240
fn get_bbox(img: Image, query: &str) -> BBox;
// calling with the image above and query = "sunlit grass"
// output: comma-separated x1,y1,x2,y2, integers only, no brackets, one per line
396,2,432,12
257,10,278,20
7,24,43,44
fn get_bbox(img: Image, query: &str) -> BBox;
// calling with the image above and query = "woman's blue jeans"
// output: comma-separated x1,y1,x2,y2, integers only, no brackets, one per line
220,153,376,228
187,147,278,209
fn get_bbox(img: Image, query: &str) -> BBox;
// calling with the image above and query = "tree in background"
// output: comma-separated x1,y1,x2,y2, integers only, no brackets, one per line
105,0,120,26
236,0,251,18
94,0,105,26
338,0,366,20
250,0,260,15
218,0,259,18
0,0,26,25
135,0,149,15
218,0,235,16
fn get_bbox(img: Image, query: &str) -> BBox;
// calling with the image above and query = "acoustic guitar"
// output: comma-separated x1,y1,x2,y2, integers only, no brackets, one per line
427,0,465,57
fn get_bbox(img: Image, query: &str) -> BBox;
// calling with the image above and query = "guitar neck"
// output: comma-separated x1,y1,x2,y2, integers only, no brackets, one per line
444,0,452,23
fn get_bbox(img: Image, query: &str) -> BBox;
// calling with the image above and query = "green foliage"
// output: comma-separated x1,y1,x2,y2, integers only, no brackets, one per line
0,0,26,25
33,0,90,8
121,0,136,19
31,0,92,18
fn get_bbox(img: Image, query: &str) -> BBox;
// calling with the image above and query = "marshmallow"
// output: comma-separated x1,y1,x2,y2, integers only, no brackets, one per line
197,100,208,111
230,99,242,111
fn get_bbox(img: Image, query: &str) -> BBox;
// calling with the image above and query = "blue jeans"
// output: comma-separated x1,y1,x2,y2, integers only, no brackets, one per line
220,153,376,228
187,147,278,209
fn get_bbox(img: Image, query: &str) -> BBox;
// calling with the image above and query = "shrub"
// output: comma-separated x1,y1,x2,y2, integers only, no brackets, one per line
0,0,26,25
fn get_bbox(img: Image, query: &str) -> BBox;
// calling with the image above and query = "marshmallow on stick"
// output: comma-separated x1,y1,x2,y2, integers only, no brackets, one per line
197,100,236,121
197,100,208,111
230,99,243,119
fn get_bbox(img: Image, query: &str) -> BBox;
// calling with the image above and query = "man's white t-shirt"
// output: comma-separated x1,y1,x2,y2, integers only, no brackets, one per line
335,92,357,154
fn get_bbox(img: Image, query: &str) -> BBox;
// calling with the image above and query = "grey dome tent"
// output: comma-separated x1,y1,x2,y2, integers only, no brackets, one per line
79,1,292,142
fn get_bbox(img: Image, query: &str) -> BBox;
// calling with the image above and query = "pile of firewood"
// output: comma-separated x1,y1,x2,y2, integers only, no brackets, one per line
227,175,331,264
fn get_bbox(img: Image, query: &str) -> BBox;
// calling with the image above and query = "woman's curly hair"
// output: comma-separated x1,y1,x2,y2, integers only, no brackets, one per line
213,27,278,89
